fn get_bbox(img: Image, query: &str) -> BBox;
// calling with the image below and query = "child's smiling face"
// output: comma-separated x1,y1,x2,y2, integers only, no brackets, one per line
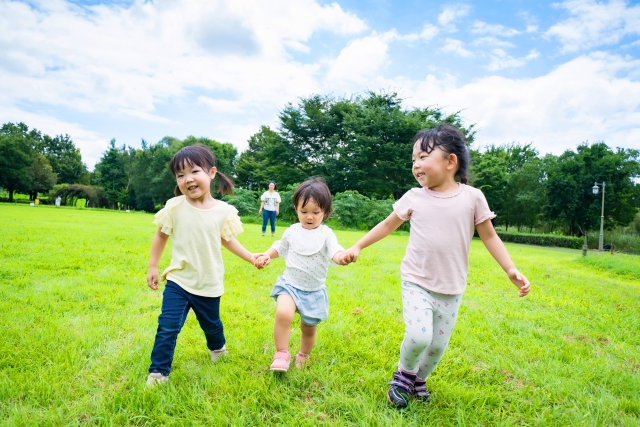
296,198,324,230
412,141,455,190
175,163,216,202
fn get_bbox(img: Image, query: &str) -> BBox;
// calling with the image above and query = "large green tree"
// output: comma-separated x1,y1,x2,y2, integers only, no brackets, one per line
236,92,475,198
0,123,42,202
544,142,640,236
471,143,545,231
27,154,57,200
42,134,88,184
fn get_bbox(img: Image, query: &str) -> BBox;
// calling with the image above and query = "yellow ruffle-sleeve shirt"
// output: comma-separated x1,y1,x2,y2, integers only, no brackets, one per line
153,196,244,297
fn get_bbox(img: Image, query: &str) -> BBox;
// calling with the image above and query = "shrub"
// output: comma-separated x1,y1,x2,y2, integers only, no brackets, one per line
222,188,259,216
333,191,398,230
495,231,583,249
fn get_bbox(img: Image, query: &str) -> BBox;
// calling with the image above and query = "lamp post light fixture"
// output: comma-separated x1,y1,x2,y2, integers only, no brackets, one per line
592,181,605,251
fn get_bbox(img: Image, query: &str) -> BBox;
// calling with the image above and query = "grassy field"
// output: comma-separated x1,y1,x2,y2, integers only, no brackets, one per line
0,204,638,427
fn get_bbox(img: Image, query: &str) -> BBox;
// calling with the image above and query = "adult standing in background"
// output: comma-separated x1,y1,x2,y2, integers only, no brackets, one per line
259,181,281,237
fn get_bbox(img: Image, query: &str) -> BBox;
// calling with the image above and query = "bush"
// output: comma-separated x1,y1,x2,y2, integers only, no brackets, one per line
135,192,156,213
333,191,398,230
276,184,299,223
495,231,583,249
222,188,259,216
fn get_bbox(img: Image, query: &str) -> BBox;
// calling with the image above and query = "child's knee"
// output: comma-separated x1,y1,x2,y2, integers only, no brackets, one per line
275,307,295,324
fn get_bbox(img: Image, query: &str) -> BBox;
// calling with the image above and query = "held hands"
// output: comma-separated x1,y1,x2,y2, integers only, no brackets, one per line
253,254,271,269
507,268,531,297
343,247,361,264
147,267,159,290
333,250,356,266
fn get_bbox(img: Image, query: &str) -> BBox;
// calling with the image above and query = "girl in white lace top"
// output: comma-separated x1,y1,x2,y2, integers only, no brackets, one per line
255,177,353,372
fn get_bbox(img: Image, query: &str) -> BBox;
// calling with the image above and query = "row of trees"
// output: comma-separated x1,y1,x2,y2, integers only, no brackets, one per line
3,91,639,238
471,142,640,235
0,123,88,201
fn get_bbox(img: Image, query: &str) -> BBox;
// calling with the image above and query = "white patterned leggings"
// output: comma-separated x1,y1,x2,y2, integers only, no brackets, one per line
398,281,463,380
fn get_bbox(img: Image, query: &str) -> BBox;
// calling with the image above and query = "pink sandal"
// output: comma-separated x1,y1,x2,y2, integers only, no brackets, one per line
270,350,291,372
295,352,310,369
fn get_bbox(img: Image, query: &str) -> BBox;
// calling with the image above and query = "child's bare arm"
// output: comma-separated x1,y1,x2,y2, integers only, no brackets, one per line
347,212,405,262
221,238,257,266
476,219,531,297
147,228,169,290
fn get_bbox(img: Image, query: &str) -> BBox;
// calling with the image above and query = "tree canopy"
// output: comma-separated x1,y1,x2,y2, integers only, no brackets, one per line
236,92,475,198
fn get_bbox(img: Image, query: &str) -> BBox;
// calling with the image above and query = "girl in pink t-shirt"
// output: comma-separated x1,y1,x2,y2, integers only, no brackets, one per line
347,123,531,409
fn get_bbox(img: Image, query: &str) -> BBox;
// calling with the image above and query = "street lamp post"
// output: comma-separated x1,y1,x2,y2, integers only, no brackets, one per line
592,182,605,251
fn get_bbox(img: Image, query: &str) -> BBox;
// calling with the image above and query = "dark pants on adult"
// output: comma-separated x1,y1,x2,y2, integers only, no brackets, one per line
149,280,225,376
262,209,277,234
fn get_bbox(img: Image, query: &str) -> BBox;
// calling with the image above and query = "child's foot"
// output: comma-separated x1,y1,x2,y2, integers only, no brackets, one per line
386,370,416,408
270,350,291,372
271,234,275,237
414,379,431,401
210,345,227,362
146,372,169,386
295,352,310,369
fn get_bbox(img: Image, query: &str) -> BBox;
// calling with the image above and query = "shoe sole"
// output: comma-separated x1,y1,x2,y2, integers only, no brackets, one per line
270,367,289,372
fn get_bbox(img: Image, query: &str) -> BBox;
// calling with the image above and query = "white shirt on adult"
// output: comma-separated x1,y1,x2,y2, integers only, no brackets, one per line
260,191,281,211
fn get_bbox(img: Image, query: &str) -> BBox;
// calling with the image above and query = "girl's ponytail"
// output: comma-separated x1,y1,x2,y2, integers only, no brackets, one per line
215,171,234,196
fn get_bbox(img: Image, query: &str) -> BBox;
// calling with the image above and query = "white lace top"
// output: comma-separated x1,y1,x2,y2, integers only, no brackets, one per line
270,223,344,291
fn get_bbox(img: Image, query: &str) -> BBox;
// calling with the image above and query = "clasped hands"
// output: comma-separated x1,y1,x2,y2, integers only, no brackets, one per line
250,250,357,270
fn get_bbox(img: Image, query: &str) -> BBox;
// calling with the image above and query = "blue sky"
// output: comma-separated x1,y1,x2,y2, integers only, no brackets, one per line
1,0,639,168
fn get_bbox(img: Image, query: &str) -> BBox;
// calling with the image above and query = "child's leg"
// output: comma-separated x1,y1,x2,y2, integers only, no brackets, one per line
416,292,462,380
398,281,435,374
149,281,191,376
190,294,225,352
274,294,296,351
299,322,316,355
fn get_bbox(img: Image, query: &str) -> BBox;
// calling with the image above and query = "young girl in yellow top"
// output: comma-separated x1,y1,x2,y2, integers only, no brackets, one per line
146,144,259,385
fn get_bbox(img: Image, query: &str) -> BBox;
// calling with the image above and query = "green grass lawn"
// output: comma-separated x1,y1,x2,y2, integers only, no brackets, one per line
1,204,638,426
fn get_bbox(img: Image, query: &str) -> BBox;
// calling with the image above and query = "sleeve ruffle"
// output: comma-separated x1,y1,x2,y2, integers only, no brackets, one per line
474,211,497,225
221,206,244,241
152,196,184,235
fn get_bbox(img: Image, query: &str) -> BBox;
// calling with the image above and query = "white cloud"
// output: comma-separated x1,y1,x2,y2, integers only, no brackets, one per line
472,20,521,37
0,0,370,170
419,24,440,41
526,25,539,33
394,52,640,154
487,49,539,71
546,0,640,52
472,37,516,48
325,31,398,83
438,4,471,26
441,38,473,57
0,0,366,152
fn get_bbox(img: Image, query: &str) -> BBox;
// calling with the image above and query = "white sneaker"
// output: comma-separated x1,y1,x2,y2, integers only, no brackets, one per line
146,372,169,386
210,345,228,362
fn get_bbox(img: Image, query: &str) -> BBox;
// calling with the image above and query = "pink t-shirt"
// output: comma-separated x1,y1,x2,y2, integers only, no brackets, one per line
393,184,496,295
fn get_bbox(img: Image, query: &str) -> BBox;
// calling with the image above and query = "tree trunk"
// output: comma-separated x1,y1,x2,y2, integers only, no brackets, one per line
9,189,14,203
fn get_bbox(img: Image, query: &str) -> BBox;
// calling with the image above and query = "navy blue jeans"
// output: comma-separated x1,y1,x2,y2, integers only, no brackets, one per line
262,209,277,234
149,280,225,376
